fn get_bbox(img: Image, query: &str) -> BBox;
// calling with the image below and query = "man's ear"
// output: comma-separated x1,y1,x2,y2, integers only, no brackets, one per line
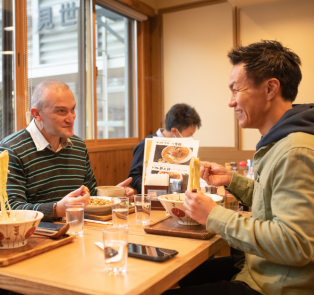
267,78,280,101
170,127,177,135
30,107,42,122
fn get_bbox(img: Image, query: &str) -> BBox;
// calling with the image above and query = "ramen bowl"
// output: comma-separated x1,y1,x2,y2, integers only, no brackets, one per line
96,186,125,198
158,193,223,226
0,210,44,249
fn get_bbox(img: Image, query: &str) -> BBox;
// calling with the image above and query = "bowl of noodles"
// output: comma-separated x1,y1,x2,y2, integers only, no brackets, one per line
161,146,192,164
0,210,44,249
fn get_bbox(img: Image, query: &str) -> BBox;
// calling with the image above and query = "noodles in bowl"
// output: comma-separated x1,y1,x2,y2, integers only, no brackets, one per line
0,210,44,249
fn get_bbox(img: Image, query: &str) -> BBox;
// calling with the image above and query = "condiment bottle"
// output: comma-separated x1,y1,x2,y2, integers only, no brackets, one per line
225,163,232,171
230,162,238,172
238,161,247,176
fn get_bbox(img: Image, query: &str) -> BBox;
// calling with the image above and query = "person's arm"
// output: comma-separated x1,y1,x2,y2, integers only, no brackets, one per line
207,148,314,266
4,146,90,222
83,149,97,196
201,162,254,206
128,141,145,193
3,146,56,222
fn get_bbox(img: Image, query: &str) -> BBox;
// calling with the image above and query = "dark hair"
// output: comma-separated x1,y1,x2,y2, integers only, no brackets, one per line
165,104,201,132
227,40,302,102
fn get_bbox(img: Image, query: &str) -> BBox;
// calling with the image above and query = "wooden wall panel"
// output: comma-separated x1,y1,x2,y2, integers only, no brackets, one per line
88,148,134,186
199,148,255,166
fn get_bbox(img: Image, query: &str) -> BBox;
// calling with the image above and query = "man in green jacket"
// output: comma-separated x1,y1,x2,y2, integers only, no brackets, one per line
164,41,314,295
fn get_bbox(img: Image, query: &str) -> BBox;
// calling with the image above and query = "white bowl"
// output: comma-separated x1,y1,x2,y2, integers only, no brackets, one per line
204,193,223,204
158,193,223,226
0,210,44,249
85,196,120,214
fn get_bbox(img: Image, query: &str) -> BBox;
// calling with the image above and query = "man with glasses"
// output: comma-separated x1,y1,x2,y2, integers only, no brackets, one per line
128,103,201,193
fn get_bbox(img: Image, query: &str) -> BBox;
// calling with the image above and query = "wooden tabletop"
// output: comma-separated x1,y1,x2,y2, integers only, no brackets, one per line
0,211,227,295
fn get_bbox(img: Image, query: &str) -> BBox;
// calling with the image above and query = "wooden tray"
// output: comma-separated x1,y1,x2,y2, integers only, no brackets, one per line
0,234,74,267
144,216,215,240
84,207,135,221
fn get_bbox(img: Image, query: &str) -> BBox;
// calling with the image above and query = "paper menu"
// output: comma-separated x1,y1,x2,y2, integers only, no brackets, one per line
146,137,199,192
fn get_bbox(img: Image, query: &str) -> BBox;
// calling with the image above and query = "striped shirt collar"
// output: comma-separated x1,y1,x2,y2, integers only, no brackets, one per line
26,119,73,152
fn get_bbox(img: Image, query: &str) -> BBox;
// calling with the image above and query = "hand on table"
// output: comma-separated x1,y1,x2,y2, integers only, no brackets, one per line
184,190,218,225
117,177,134,201
201,162,233,187
57,186,90,217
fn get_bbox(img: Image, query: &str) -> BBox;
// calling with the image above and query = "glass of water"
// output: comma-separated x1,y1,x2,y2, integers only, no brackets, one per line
65,202,84,237
112,197,129,228
134,194,151,225
102,227,128,274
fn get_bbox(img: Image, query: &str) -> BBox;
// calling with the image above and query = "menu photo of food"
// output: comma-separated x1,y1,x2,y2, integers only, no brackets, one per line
153,145,193,166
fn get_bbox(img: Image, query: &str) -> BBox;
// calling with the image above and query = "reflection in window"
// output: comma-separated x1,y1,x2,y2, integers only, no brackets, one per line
95,5,137,139
0,0,14,140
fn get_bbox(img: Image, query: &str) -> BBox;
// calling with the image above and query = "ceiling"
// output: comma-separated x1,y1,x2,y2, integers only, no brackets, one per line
227,0,290,8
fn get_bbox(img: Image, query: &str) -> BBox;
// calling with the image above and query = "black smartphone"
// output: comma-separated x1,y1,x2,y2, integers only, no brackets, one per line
38,222,65,232
128,243,178,262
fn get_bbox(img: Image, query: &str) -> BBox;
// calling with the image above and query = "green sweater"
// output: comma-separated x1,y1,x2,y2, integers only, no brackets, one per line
207,132,314,295
0,129,97,222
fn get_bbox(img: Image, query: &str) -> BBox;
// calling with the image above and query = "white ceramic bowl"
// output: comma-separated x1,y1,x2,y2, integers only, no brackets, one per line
96,186,124,197
0,210,44,249
85,196,120,214
158,193,223,226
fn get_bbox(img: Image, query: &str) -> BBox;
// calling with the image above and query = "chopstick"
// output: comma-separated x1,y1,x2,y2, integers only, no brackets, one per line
84,219,113,225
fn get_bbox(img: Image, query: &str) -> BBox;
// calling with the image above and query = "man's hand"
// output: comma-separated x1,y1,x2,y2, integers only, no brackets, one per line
184,190,218,225
56,186,90,217
117,177,134,201
201,162,233,187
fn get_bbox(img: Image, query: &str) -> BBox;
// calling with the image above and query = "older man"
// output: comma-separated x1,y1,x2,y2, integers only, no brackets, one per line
0,80,133,222
164,41,314,295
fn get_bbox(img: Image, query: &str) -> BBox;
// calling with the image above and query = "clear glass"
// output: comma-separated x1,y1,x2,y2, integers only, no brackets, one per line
111,197,129,228
0,0,15,141
134,194,151,224
27,0,93,139
102,227,128,274
65,202,84,237
95,4,137,139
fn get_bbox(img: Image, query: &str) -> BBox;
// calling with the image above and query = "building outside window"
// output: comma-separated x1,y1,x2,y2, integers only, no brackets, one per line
26,0,138,140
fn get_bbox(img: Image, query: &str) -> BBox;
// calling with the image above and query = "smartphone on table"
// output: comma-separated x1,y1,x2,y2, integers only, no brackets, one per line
128,243,178,262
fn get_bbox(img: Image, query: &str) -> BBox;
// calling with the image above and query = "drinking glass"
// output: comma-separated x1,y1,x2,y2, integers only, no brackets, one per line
65,203,84,237
102,227,128,274
111,197,129,228
134,194,151,224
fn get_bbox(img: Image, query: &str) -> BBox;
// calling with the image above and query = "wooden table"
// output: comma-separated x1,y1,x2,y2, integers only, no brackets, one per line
0,211,227,295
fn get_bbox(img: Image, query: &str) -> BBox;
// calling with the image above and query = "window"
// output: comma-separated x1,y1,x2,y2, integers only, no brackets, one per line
95,4,137,139
26,0,138,141
27,0,93,139
0,0,14,140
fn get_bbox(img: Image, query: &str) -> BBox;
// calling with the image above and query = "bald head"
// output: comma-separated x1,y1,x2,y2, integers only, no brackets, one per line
31,80,71,110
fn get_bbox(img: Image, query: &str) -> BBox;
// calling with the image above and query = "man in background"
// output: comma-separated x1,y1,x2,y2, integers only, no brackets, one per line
0,80,133,222
128,103,201,193
164,41,314,295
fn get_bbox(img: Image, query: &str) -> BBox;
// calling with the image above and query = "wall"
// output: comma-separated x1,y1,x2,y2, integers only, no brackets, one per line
240,0,314,150
163,2,235,147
